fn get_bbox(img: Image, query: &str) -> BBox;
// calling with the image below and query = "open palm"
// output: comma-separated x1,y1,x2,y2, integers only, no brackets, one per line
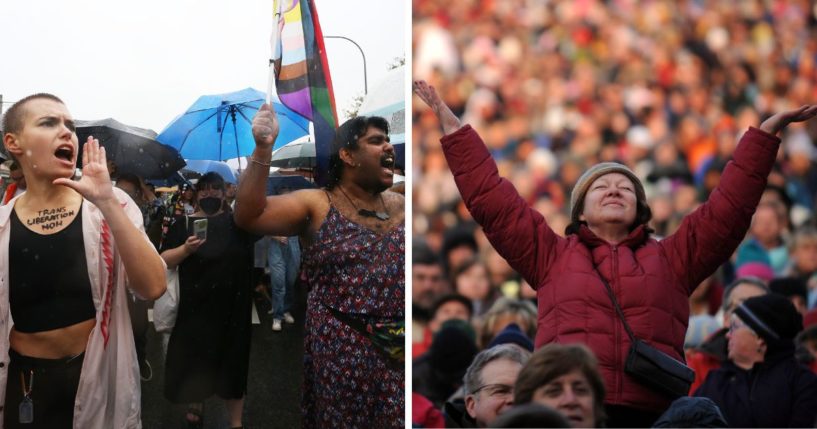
413,80,462,134
53,136,116,205
760,105,817,135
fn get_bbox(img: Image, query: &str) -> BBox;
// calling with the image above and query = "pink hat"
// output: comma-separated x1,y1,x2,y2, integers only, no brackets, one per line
735,262,775,282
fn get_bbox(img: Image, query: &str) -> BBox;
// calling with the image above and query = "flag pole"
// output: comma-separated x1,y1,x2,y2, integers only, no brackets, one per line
267,0,283,104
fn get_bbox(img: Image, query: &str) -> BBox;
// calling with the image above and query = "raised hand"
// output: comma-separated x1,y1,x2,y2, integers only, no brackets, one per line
759,105,817,136
53,136,116,206
252,103,280,150
413,80,463,135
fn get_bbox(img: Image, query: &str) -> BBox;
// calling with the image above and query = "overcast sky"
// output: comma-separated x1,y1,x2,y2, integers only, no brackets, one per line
0,0,406,133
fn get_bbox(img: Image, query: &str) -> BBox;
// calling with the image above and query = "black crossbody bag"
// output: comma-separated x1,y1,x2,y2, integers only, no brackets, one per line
595,271,695,399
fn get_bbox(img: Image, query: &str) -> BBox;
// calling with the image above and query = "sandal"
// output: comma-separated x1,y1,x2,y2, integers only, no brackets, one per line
185,402,204,429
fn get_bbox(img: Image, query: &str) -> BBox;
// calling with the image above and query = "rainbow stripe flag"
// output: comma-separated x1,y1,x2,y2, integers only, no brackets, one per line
271,0,338,185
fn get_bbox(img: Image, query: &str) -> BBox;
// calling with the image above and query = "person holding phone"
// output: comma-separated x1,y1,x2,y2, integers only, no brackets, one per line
160,172,259,429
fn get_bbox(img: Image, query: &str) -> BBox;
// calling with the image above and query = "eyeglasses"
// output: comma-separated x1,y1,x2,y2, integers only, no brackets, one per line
471,383,513,398
729,314,757,335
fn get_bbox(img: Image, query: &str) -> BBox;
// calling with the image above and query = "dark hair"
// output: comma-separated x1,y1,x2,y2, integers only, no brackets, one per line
413,241,442,266
2,93,65,161
565,197,654,236
490,403,571,428
514,343,606,427
116,173,143,190
115,173,144,202
451,256,489,292
195,172,226,193
326,115,389,190
431,293,474,320
442,226,478,272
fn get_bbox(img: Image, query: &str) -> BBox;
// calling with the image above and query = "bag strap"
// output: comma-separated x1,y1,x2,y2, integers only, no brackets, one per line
593,266,637,343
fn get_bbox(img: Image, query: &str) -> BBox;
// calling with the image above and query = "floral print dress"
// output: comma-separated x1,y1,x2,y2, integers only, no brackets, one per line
299,202,404,429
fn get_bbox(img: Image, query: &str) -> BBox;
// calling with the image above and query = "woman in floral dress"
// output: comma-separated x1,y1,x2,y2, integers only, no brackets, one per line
234,104,405,428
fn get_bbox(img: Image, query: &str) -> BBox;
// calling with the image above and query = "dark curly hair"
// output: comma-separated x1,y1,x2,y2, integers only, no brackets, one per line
326,115,389,190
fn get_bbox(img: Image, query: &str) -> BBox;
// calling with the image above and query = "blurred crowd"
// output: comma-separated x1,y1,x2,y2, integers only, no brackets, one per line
412,0,817,427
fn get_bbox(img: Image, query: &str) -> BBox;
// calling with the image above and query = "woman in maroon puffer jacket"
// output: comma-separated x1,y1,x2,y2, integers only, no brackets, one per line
415,79,817,427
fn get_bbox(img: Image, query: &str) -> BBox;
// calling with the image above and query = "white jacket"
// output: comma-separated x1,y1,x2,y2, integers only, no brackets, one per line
0,188,160,428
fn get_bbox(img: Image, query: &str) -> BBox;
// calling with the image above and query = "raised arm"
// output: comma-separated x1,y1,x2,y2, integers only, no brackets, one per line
413,80,464,135
413,80,564,287
663,105,817,290
233,103,317,237
54,137,166,300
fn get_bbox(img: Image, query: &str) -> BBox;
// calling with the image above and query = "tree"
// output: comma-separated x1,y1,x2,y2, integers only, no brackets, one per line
342,93,366,120
388,56,405,70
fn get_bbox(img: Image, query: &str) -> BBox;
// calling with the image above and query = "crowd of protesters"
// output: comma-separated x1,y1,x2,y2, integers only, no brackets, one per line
413,0,817,427
0,92,405,428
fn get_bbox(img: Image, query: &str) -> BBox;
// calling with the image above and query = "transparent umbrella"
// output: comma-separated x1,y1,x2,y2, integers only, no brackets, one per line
269,136,315,169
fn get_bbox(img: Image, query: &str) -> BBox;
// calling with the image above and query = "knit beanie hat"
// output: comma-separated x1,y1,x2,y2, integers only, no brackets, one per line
735,294,803,345
734,240,774,281
429,321,478,374
569,162,647,224
486,323,534,352
769,277,808,303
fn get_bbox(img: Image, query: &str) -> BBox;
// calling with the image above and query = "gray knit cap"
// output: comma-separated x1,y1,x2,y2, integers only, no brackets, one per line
569,162,647,224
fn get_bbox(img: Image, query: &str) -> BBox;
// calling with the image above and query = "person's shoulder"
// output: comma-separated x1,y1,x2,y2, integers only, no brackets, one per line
291,188,324,199
289,188,330,211
383,190,404,206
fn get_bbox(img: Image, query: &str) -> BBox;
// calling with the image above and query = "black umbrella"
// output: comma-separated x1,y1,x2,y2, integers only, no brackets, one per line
76,118,186,180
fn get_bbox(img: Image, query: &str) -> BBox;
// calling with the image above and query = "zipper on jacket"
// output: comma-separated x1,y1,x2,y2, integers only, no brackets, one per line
611,245,623,399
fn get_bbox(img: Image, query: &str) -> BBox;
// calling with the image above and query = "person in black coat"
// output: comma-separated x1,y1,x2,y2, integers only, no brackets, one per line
694,294,817,427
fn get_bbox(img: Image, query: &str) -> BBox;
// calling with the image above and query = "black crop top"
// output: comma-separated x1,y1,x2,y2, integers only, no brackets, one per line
9,205,96,333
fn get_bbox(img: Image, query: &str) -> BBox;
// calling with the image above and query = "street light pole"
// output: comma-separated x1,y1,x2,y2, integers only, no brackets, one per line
325,36,367,95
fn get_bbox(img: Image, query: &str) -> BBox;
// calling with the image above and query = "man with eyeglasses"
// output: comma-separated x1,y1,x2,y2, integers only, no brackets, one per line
686,277,770,393
693,294,817,427
444,344,531,428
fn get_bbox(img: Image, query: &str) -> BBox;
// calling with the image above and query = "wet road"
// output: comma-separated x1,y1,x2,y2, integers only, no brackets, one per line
139,285,306,429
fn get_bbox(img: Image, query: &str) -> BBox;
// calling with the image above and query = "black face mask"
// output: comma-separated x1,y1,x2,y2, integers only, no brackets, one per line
199,197,222,215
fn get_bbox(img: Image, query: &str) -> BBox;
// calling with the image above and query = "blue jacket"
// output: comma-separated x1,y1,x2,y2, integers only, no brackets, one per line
693,344,817,427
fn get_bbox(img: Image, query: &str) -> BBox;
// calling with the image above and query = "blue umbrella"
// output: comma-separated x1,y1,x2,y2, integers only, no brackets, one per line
183,160,238,184
157,88,310,161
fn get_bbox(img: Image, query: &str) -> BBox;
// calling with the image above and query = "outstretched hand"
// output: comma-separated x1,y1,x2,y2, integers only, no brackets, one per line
413,80,463,135
53,136,116,207
759,105,817,136
252,103,280,150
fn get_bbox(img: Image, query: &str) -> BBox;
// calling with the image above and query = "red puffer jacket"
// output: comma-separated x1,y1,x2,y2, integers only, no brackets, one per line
440,125,779,412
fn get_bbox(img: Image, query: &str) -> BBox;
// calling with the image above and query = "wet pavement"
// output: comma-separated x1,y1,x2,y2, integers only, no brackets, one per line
139,285,306,429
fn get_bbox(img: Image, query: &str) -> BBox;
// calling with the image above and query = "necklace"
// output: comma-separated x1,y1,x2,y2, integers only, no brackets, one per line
337,186,390,221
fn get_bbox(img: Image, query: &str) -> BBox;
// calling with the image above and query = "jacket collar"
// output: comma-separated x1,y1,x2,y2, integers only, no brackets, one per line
577,223,649,249
0,194,24,228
